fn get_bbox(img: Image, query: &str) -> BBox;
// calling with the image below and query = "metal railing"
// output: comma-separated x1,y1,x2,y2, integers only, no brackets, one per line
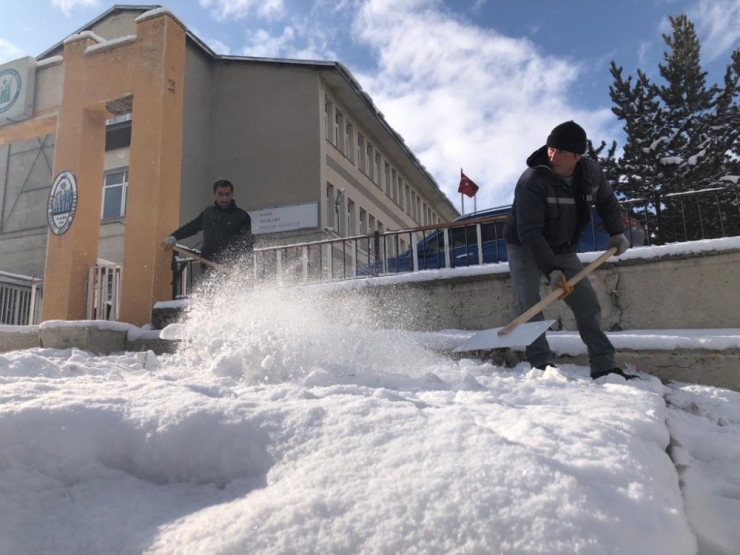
0,271,43,326
86,264,123,321
171,251,196,299
169,216,509,295
621,185,740,246
169,185,740,296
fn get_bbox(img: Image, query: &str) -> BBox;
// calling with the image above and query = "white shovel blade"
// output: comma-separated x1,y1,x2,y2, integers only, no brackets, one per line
453,320,556,352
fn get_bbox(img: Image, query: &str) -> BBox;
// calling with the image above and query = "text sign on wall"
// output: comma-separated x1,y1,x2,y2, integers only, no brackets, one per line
0,56,36,126
249,202,319,235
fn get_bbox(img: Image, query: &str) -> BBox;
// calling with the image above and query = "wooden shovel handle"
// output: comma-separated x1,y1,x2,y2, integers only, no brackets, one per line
170,244,220,268
498,246,618,337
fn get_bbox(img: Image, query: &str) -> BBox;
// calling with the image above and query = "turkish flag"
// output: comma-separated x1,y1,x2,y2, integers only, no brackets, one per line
458,170,479,198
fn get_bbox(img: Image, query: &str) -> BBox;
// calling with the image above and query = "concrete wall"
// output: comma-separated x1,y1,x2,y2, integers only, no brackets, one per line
344,248,740,332
178,40,214,250
208,62,322,211
34,62,64,115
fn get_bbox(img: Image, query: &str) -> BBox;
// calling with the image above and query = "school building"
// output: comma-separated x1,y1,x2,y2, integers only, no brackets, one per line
0,4,458,326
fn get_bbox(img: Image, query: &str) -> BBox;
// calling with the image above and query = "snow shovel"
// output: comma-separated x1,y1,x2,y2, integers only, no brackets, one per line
170,244,219,268
453,246,618,352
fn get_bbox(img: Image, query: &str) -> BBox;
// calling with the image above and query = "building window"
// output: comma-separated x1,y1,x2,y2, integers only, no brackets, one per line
324,98,333,142
337,194,346,236
375,153,382,187
102,169,129,220
326,183,335,229
347,199,356,236
345,122,354,161
335,109,343,150
357,134,366,173
384,162,391,196
369,214,376,233
359,208,367,234
391,169,398,203
366,143,374,180
105,115,132,151
405,184,411,214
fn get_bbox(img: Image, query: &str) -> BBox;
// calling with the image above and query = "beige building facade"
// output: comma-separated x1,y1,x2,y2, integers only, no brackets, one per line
0,5,458,326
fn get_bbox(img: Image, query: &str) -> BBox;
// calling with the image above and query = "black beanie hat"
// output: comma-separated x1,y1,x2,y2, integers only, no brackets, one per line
546,121,587,154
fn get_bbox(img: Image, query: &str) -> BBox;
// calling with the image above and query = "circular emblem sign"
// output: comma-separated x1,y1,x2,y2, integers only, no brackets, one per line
0,68,22,115
47,170,78,235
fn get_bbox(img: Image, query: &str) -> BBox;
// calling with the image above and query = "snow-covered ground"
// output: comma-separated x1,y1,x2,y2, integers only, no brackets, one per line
2,267,739,554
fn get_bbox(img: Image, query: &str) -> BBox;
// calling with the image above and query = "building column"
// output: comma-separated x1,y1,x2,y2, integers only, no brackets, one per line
119,14,186,326
41,35,107,322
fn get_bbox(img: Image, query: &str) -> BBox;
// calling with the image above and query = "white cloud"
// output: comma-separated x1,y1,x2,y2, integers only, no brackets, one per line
350,0,614,208
223,0,616,209
0,38,23,64
206,37,232,55
191,26,233,55
241,22,337,60
637,41,653,66
200,0,286,21
689,0,740,61
242,27,296,57
51,0,99,16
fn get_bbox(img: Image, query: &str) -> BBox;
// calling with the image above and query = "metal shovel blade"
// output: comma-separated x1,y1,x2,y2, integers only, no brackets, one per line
453,320,556,352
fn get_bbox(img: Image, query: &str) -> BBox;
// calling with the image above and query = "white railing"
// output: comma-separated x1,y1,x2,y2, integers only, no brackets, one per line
86,264,123,321
0,271,43,326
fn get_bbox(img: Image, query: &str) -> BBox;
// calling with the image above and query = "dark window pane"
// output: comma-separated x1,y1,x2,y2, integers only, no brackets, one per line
103,186,123,219
105,123,132,151
105,171,125,186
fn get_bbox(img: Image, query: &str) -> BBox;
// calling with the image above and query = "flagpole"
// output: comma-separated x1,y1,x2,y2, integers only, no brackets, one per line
460,168,464,215
458,168,479,214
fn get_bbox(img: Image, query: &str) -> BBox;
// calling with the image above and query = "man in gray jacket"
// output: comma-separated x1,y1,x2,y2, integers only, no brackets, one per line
503,121,633,380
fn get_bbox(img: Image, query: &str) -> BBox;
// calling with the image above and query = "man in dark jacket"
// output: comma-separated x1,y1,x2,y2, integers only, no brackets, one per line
161,179,255,266
503,121,633,380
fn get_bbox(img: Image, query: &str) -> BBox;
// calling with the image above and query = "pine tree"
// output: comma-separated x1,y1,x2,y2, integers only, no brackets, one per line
608,64,663,201
609,14,740,243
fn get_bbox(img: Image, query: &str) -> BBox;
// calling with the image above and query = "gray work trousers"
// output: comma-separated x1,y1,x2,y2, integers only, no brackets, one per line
507,244,616,373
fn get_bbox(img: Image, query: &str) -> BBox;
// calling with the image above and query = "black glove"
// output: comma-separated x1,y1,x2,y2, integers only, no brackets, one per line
609,233,629,255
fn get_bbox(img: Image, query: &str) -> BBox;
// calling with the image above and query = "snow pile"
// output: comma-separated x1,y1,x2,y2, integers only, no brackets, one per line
0,347,701,554
1,277,738,553
665,384,740,553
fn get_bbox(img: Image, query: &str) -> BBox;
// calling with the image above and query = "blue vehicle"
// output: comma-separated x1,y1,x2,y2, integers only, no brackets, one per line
363,206,645,275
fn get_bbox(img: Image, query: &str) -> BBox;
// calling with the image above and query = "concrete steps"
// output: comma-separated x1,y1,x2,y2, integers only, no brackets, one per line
2,313,738,393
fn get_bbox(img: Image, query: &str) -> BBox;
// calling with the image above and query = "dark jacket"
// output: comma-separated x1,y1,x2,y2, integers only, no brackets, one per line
503,146,624,276
171,200,254,263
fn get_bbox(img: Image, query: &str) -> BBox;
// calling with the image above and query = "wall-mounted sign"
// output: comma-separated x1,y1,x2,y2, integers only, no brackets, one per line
47,171,78,235
0,56,36,126
249,202,319,234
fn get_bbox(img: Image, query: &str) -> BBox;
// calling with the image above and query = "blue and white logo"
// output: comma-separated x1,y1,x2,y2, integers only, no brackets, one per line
0,68,22,115
47,171,78,235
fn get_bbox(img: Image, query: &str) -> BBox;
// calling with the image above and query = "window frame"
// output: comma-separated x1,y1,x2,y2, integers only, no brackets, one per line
101,168,129,220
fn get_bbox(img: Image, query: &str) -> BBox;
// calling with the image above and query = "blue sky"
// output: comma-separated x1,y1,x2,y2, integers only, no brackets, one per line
1,0,739,210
